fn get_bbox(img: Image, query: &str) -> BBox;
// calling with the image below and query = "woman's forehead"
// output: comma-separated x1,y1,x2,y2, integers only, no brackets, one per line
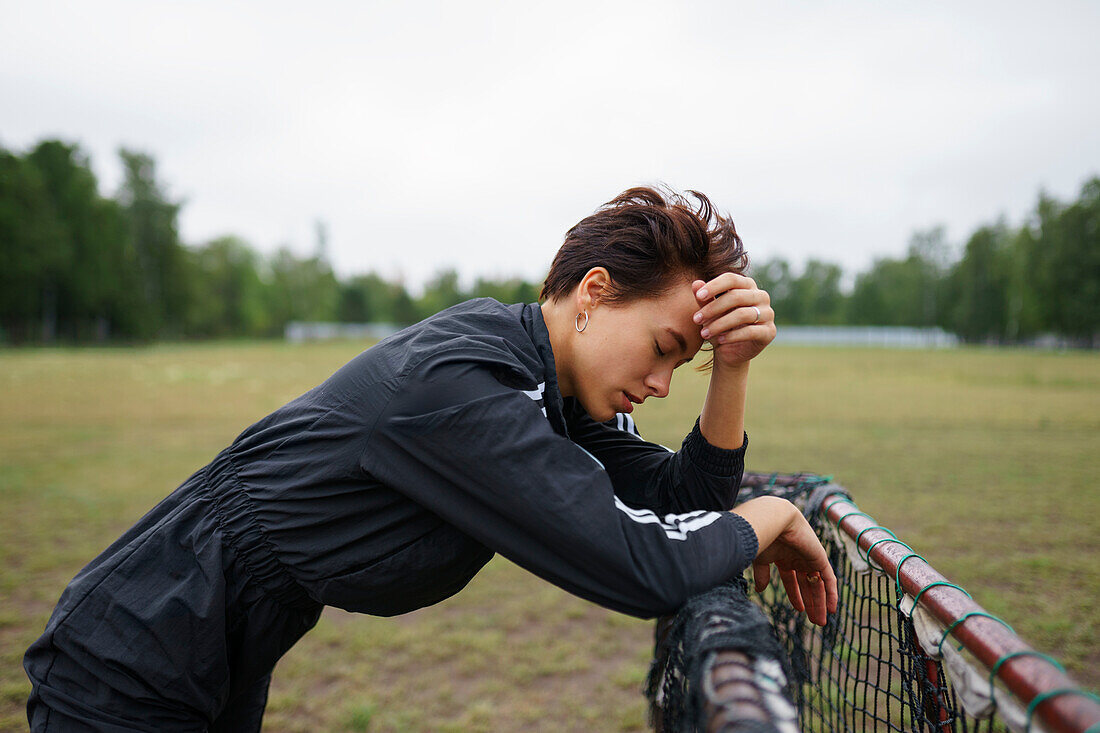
647,288,705,353
652,282,701,317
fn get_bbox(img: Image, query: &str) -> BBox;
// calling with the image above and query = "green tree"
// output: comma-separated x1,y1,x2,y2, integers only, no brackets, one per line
28,141,139,340
338,272,407,323
512,279,541,304
117,149,188,337
941,224,1012,343
906,226,950,328
0,149,66,342
1002,224,1044,341
265,248,340,329
185,236,269,337
417,268,465,317
471,276,540,305
753,258,846,325
390,282,419,326
1034,179,1100,345
850,227,949,327
751,259,795,323
789,260,845,325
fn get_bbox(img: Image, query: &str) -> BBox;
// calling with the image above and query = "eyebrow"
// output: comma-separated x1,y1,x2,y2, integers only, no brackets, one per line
664,327,690,358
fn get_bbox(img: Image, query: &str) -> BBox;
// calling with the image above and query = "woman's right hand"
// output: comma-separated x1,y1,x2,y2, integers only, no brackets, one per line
731,496,839,627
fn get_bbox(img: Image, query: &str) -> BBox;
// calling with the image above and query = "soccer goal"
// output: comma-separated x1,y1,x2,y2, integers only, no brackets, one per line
647,472,1100,733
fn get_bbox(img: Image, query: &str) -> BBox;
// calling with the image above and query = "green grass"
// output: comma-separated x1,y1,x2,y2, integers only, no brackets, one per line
1,341,1097,730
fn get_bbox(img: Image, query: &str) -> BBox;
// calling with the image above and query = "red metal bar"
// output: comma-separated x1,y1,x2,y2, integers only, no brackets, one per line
922,655,951,731
820,494,1100,733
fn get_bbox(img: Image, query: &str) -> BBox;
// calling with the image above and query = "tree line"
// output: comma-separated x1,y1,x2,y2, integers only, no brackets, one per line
1,139,1097,346
0,140,539,342
753,176,1100,346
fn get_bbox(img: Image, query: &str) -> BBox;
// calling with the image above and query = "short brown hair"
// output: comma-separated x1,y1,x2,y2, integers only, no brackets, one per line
540,186,748,303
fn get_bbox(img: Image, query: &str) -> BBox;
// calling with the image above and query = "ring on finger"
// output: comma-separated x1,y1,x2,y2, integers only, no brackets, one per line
807,572,821,583
751,306,761,324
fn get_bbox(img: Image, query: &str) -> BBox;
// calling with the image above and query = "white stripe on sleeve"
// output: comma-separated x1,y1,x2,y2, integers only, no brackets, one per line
613,496,723,541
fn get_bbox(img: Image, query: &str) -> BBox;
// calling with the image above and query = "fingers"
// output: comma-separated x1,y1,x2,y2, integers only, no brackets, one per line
699,307,774,341
711,325,776,348
800,571,829,627
753,561,771,593
693,282,769,319
694,272,757,302
779,569,805,614
750,509,837,626
802,561,838,625
805,543,839,617
823,564,840,615
762,559,837,626
692,276,772,344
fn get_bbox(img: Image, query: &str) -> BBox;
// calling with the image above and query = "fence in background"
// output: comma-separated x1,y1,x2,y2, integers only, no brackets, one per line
773,326,959,348
284,321,399,343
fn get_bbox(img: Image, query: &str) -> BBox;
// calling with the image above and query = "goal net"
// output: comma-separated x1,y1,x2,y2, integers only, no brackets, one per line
646,472,1100,733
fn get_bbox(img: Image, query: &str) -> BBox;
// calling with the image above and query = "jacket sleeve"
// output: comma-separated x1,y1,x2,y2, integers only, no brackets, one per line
359,357,759,619
564,399,747,516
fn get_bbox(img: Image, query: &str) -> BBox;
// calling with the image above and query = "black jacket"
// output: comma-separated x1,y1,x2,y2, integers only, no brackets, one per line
233,298,758,618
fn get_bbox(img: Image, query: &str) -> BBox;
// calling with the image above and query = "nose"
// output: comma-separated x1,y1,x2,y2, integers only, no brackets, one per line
644,366,673,399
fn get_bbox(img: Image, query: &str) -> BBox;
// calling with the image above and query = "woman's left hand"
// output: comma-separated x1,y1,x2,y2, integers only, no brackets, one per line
692,273,776,368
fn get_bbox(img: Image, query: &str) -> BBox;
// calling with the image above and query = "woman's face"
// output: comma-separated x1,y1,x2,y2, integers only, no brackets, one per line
568,280,705,422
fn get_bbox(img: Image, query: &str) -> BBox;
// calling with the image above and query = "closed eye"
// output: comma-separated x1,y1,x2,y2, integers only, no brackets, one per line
654,341,666,357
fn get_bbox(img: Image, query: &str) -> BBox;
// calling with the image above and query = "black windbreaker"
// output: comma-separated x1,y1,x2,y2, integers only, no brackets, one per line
25,298,758,730
244,298,758,617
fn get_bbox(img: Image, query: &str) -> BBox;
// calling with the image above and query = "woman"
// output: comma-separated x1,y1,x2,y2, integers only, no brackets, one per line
25,186,838,731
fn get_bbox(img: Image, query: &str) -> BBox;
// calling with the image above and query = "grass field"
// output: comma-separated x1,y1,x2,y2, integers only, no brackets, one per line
1,341,1098,731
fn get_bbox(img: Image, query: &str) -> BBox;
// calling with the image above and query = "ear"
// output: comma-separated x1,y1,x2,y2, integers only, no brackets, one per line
575,267,612,310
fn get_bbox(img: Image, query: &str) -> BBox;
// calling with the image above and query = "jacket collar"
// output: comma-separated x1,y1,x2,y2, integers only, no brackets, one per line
517,302,570,438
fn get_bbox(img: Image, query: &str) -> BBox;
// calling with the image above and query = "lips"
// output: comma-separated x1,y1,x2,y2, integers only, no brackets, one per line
621,392,641,413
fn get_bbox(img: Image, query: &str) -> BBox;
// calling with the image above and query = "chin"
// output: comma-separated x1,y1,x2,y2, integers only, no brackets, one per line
577,397,615,422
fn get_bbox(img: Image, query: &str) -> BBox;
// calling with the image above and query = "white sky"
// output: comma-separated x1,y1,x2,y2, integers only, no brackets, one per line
3,0,1098,291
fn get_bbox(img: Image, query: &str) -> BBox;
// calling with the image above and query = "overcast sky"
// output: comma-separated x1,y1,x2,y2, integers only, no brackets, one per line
3,1,1098,291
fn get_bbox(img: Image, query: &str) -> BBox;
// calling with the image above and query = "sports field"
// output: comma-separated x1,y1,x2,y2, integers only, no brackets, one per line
1,341,1097,731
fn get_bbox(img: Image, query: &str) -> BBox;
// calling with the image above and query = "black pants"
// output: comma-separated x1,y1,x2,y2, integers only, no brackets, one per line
25,461,322,731
27,674,271,733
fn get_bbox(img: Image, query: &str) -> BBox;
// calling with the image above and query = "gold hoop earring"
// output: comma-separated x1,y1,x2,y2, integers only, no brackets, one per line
575,310,589,333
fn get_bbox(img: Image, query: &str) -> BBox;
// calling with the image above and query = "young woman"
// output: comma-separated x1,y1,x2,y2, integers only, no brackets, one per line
25,186,838,731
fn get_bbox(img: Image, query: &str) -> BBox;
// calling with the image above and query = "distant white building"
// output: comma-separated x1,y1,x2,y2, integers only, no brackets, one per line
285,322,400,343
773,326,959,349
